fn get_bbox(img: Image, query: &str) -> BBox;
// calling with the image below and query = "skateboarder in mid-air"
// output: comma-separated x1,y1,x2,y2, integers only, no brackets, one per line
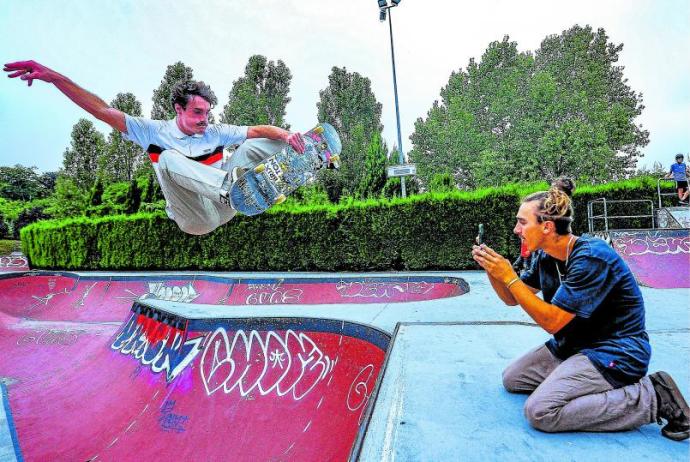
4,59,312,235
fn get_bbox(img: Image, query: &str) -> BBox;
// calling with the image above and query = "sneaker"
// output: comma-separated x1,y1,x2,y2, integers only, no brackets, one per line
219,168,246,206
231,166,246,183
649,371,690,441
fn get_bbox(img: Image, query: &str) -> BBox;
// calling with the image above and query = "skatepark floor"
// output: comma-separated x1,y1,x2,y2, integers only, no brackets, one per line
0,270,688,461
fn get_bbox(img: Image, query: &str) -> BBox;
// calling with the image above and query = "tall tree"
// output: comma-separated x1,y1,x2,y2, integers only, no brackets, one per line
316,67,383,200
62,119,106,190
317,67,383,149
356,132,388,199
124,178,142,214
101,92,145,182
410,36,533,189
44,176,87,217
531,25,649,181
221,55,292,128
151,62,195,120
410,27,648,187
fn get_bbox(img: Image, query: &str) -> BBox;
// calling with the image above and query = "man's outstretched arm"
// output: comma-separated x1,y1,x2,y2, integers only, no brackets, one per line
4,60,126,133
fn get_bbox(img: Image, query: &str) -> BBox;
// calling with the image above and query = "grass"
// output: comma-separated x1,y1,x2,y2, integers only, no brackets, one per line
0,240,21,254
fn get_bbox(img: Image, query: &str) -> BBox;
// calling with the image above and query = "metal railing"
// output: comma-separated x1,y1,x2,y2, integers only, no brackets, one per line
587,198,655,233
657,177,686,208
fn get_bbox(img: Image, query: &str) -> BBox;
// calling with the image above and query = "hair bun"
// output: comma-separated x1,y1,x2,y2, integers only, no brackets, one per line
551,176,576,198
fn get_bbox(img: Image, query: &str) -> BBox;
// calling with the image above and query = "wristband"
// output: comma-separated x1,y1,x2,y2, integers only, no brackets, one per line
505,277,520,289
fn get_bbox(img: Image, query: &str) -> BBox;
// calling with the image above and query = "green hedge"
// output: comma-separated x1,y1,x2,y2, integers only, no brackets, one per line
20,177,666,271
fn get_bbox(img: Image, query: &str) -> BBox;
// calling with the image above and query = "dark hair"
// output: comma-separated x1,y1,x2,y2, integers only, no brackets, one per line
522,177,576,235
676,153,684,159
170,80,217,111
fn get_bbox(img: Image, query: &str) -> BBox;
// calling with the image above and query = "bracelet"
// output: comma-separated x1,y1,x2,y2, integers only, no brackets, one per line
505,277,520,289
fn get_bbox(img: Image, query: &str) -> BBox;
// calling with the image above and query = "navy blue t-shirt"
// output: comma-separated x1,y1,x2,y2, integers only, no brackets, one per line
520,236,651,388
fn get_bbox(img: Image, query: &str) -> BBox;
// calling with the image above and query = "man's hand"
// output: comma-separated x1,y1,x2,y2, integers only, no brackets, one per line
472,244,517,284
4,60,56,87
286,132,306,154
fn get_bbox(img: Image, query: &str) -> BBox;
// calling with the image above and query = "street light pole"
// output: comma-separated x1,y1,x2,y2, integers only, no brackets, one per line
379,1,406,198
386,6,406,198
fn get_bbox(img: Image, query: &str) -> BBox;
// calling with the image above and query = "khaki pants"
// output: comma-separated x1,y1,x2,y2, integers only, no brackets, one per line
156,139,286,235
503,344,657,432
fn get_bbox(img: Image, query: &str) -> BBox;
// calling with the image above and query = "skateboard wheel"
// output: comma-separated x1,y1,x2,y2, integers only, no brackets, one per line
275,194,287,205
254,164,266,174
314,126,324,134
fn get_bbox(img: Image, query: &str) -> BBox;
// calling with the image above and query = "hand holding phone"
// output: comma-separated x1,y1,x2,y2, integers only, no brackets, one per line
476,223,485,245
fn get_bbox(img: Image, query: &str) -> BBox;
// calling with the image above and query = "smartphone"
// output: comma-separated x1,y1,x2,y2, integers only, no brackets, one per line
477,223,485,245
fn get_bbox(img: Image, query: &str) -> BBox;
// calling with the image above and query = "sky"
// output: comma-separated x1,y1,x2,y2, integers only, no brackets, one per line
1,0,688,174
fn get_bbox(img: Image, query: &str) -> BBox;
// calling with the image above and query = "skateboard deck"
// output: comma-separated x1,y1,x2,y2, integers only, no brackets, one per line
229,122,341,216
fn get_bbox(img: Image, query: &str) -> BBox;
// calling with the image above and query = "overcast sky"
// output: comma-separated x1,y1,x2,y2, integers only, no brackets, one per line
1,0,688,174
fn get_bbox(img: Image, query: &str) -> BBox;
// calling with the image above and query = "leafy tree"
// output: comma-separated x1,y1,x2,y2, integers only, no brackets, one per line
0,213,8,239
101,93,146,182
221,55,292,128
124,178,142,214
428,173,456,193
38,171,58,195
410,36,532,189
89,177,104,206
410,27,648,187
14,206,50,239
141,173,155,203
0,165,47,200
151,62,215,122
317,67,383,149
531,25,649,181
141,171,164,203
316,68,383,200
356,132,388,199
45,176,88,217
62,119,106,190
635,161,667,178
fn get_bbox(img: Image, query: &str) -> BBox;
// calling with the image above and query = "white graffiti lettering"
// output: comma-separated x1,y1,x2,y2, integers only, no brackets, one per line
74,282,98,307
346,364,375,412
336,280,434,299
111,316,204,382
141,282,200,303
245,280,303,305
17,329,86,347
31,288,70,305
612,233,690,256
200,328,335,401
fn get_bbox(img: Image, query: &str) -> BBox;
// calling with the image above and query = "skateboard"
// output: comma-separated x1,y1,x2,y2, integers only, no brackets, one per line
229,122,342,216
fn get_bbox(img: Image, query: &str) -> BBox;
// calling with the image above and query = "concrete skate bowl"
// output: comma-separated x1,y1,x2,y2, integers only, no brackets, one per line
609,229,690,288
0,272,468,461
0,272,469,311
1,304,390,460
